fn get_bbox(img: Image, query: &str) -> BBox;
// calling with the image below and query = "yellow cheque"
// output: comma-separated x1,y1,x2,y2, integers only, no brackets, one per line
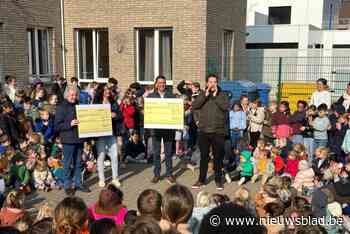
144,98,184,130
76,104,113,138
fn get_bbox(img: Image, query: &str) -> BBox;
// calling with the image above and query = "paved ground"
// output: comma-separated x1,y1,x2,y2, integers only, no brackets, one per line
26,159,260,211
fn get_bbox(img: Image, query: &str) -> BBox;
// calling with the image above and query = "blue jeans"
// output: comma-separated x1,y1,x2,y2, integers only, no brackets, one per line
292,134,304,144
230,130,242,149
153,137,173,177
97,136,118,182
314,139,328,151
304,138,314,162
62,143,83,189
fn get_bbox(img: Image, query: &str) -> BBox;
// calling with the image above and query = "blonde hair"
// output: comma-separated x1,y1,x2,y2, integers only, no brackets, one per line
233,187,250,204
196,191,210,208
293,143,306,154
54,197,88,234
35,202,54,223
4,190,25,209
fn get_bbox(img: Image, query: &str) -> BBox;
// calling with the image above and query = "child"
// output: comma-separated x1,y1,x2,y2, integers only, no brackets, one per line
233,187,256,216
251,149,275,185
189,191,212,234
45,93,58,116
35,202,54,223
311,104,331,149
136,189,162,221
237,150,254,186
301,105,317,160
253,139,266,162
34,108,54,145
229,102,246,149
0,190,27,227
284,151,300,178
13,89,25,113
312,147,330,176
271,146,284,175
88,184,127,226
54,196,89,234
272,101,292,148
33,158,57,191
50,137,63,159
293,143,308,161
292,160,315,193
32,87,46,108
330,113,348,163
23,96,39,122
10,152,31,193
124,130,147,164
82,141,96,174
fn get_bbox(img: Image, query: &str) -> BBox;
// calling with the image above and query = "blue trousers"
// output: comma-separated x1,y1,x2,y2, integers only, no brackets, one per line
63,143,83,189
153,137,173,177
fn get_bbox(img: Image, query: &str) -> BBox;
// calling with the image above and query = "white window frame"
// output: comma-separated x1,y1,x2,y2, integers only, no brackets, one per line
221,30,234,80
136,28,173,85
27,28,52,82
76,29,109,83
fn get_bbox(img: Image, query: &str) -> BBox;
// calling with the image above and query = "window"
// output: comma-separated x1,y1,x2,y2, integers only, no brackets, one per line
222,30,234,80
136,28,173,83
76,29,109,81
268,6,291,25
27,28,52,79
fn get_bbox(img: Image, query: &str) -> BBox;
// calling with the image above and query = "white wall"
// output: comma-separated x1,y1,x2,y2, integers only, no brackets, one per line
247,0,325,28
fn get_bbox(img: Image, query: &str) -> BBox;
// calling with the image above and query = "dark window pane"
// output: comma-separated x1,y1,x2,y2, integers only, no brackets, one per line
139,29,154,81
159,30,172,80
97,30,109,78
268,6,291,24
78,30,94,79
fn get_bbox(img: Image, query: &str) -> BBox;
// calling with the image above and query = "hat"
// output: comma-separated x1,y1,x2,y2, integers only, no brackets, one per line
328,202,342,217
32,78,43,87
12,152,26,163
298,160,310,171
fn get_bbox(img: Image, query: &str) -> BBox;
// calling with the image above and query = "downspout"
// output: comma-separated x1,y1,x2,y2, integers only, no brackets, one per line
60,0,66,78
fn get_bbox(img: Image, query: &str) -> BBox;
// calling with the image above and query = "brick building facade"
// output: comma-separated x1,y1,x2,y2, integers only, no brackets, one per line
63,0,246,89
0,0,62,86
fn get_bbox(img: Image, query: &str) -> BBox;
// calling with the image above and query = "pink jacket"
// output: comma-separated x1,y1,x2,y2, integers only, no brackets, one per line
284,159,299,177
88,203,127,225
292,168,315,192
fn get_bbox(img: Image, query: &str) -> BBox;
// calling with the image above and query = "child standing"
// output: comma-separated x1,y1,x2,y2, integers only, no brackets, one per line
301,105,317,160
229,102,246,149
272,101,292,148
311,104,331,149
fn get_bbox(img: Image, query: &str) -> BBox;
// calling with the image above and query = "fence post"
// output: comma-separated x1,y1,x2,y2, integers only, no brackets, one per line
277,57,283,103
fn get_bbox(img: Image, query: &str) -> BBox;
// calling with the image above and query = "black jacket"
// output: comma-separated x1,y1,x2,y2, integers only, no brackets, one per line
51,82,67,104
0,113,20,145
54,100,83,144
147,91,176,140
192,87,229,135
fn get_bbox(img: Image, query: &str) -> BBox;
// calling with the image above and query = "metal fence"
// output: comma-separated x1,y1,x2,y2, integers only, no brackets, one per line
219,56,350,102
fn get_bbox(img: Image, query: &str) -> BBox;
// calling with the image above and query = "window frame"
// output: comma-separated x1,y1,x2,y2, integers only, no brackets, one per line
135,28,173,85
27,28,52,82
221,30,234,80
75,28,109,83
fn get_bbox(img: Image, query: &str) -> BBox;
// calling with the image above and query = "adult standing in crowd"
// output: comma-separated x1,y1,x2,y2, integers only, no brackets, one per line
54,87,91,195
51,76,67,104
192,74,229,190
148,76,176,185
94,84,123,188
337,82,350,112
4,75,17,102
310,78,332,109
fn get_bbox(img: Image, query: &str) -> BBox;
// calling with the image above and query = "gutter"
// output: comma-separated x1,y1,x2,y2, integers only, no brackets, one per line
60,0,66,78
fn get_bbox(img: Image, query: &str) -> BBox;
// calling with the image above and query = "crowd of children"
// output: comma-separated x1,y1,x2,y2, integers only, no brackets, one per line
1,74,350,233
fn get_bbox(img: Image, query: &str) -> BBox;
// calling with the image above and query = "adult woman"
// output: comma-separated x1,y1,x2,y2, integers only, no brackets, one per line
94,84,123,188
247,99,265,149
337,82,350,112
310,78,331,109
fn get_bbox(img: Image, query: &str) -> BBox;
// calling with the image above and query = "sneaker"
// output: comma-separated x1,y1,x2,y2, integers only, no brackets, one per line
225,173,232,184
98,181,106,188
76,185,91,193
104,161,111,167
192,181,205,190
166,175,176,185
216,181,224,191
111,178,121,188
151,176,160,184
238,177,246,186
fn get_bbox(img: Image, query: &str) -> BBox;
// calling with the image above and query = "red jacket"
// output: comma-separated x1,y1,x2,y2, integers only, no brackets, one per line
274,155,285,174
284,159,299,177
120,103,135,129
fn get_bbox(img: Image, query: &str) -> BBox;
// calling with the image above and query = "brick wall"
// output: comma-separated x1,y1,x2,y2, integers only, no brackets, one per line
0,0,62,86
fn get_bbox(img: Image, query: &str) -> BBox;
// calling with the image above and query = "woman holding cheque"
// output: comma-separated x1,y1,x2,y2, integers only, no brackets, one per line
93,84,124,188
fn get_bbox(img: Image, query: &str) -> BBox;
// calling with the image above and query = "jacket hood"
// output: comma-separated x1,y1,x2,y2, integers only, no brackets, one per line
241,150,252,161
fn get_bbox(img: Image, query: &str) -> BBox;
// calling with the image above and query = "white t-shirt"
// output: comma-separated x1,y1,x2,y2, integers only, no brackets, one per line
310,90,331,109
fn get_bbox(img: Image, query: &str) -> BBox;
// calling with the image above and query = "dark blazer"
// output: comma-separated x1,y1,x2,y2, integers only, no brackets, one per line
147,91,176,140
54,100,83,144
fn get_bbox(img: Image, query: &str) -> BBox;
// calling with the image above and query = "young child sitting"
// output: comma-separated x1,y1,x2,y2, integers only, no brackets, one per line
284,151,300,178
233,187,256,216
124,130,147,164
312,147,330,176
23,97,39,122
253,139,266,162
189,191,212,234
88,184,128,226
236,150,254,186
292,160,315,193
251,149,275,185
271,146,284,175
33,158,57,191
82,141,96,174
34,108,54,145
10,152,31,193
293,143,308,161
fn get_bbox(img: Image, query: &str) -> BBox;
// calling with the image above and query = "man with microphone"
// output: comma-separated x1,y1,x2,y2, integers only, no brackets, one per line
191,74,229,190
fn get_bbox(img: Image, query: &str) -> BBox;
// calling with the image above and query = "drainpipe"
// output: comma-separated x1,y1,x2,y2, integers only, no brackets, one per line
60,0,66,78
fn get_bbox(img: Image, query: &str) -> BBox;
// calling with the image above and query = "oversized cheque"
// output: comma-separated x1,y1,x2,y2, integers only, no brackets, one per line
144,98,184,129
76,104,112,138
